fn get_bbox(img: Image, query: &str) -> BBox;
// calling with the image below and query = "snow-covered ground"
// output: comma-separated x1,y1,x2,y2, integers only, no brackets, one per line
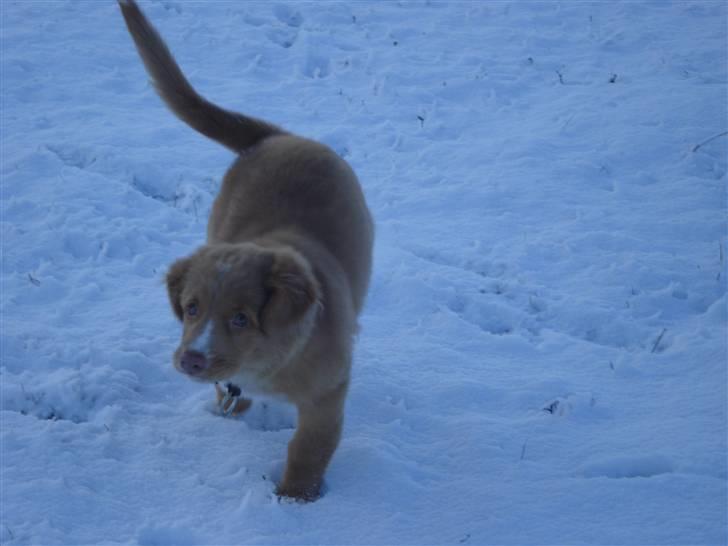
2,1,726,544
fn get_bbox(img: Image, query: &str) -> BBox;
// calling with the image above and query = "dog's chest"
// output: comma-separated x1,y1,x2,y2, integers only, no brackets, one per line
229,369,280,399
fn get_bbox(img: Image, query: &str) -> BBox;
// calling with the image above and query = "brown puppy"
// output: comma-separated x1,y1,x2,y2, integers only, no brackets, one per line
118,0,373,501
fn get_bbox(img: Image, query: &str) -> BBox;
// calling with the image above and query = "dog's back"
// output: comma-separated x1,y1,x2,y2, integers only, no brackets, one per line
118,0,373,312
209,137,373,313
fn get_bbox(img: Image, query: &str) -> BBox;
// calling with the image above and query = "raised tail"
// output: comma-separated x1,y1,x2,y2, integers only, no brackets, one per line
117,0,283,153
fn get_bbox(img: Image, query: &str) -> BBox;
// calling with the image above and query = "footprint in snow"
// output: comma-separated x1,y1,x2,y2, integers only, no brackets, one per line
45,143,96,170
541,392,609,420
579,454,674,479
272,4,303,28
266,27,298,49
302,51,331,79
446,295,516,336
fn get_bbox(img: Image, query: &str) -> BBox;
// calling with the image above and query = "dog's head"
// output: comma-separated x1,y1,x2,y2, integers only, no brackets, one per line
166,243,320,387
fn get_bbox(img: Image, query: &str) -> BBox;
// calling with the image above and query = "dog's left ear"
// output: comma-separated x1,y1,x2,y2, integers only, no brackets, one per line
166,256,192,321
261,251,320,331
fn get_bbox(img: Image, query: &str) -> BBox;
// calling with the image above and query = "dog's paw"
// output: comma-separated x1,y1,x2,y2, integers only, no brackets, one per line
214,383,251,417
275,481,322,503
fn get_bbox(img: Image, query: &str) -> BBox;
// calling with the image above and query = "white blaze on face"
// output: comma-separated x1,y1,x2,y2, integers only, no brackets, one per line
187,266,228,356
189,320,213,354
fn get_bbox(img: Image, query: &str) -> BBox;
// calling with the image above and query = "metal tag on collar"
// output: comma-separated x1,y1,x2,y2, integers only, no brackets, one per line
220,382,242,416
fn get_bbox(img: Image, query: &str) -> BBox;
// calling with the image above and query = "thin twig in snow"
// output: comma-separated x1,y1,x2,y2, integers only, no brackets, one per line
520,439,528,460
651,328,667,353
692,131,728,153
719,241,725,281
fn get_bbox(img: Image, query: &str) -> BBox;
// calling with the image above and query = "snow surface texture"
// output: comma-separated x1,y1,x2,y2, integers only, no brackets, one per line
1,1,726,544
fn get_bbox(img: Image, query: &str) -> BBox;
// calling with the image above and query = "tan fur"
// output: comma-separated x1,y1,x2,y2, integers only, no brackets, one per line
119,0,373,501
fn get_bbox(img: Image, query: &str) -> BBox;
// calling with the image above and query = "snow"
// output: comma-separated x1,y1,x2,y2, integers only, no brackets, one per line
1,1,726,544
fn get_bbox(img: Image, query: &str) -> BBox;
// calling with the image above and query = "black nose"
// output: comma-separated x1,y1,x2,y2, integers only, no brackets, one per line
180,350,208,375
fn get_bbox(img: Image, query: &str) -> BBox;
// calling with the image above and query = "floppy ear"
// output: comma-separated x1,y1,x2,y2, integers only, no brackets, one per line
261,251,320,331
166,257,192,321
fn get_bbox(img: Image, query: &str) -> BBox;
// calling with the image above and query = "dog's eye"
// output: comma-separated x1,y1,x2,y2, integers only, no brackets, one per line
231,312,248,329
185,302,198,318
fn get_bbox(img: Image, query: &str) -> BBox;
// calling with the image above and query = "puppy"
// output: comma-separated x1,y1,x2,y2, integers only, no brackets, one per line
118,0,373,501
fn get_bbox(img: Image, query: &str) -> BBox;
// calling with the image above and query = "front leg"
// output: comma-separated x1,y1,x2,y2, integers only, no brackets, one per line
276,383,347,502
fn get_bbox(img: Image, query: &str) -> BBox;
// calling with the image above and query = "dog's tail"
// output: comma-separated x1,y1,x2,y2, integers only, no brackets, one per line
117,0,283,153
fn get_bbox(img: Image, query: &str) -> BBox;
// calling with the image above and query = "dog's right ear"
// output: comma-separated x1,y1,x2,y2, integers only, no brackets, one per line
166,257,192,321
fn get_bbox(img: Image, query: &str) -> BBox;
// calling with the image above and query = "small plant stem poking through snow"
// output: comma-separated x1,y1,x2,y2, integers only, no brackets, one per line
651,328,667,353
520,439,528,460
27,273,41,286
692,131,728,153
718,241,725,267
719,241,724,281
556,69,565,84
